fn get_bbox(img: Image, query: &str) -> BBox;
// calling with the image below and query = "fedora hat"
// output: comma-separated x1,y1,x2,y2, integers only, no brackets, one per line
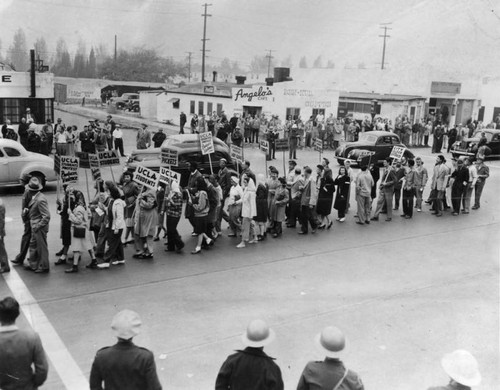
441,350,481,387
26,177,43,192
314,326,345,357
241,319,275,348
111,310,142,340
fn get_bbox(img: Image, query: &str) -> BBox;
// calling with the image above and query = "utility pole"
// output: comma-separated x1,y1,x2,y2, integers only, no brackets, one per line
114,35,117,62
379,24,391,70
265,49,275,77
201,3,212,82
186,51,193,83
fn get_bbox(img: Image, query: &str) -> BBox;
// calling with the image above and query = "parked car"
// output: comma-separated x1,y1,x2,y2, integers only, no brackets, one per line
0,139,57,187
125,134,241,187
450,129,500,160
127,100,140,112
110,93,139,110
335,131,414,166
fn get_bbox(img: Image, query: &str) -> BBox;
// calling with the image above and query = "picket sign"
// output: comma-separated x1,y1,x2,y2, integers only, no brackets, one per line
133,165,160,190
158,167,181,185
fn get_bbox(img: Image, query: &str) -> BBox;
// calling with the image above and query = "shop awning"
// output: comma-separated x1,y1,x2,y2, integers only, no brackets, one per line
168,98,179,103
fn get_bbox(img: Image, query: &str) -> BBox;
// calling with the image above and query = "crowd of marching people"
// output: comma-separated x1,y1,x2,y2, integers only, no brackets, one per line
0,143,490,275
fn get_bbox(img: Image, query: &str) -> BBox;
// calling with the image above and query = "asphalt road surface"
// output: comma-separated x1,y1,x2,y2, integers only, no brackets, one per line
0,109,498,390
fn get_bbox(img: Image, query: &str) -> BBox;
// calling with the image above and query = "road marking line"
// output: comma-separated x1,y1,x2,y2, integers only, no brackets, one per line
2,267,89,390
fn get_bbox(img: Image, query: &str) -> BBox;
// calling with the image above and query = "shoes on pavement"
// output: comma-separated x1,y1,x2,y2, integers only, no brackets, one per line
370,217,379,221
55,249,64,256
132,253,144,259
236,242,246,248
191,247,201,254
472,206,479,210
97,263,110,269
417,209,422,212
355,221,365,225
405,216,411,219
111,260,126,265
338,218,345,222
435,213,443,217
385,218,392,221
64,266,78,274
86,261,98,269
365,221,370,224
0,267,10,274
55,258,66,265
327,221,333,229
34,268,49,274
452,212,459,216
10,259,23,265
298,231,308,235
24,265,35,271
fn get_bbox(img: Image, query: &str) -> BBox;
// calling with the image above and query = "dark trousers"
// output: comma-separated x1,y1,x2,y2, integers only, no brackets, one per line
104,228,124,262
402,188,415,217
300,206,317,233
95,224,108,257
288,198,301,227
451,185,467,213
430,189,444,215
273,221,282,236
252,129,259,143
107,137,113,150
0,237,8,270
14,220,31,263
393,187,402,209
166,216,184,250
114,138,125,156
28,226,49,271
424,135,429,146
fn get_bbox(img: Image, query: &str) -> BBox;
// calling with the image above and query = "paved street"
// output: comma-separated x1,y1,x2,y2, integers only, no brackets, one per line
0,109,498,390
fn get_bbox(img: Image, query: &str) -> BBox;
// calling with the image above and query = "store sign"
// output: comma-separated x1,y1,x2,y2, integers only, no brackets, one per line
431,82,461,94
204,85,215,94
67,85,100,99
233,86,273,102
0,71,53,98
230,145,243,163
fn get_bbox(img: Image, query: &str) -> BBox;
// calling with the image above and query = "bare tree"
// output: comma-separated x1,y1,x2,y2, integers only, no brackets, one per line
313,55,323,68
34,37,49,63
8,28,29,71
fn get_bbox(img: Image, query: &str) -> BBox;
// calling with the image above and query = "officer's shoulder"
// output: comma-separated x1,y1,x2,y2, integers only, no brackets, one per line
137,346,154,355
96,346,112,354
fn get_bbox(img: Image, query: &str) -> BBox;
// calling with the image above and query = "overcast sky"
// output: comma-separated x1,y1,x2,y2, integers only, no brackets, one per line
1,0,500,72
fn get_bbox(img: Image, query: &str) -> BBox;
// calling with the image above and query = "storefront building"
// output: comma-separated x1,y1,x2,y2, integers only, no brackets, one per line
0,70,54,125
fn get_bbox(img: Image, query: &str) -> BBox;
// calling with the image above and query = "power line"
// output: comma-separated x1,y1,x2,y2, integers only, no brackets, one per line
200,3,212,82
379,24,392,70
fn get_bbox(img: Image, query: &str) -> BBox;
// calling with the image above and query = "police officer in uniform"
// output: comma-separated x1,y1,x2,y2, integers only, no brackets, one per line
89,310,162,390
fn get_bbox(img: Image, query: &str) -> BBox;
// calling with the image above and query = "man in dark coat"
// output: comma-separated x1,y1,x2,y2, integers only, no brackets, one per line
215,319,283,390
80,125,96,153
90,310,162,390
297,326,364,390
0,297,48,390
18,118,30,147
152,128,167,148
179,112,187,134
10,178,34,268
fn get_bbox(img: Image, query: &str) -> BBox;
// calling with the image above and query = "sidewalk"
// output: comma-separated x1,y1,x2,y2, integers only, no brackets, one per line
55,103,180,135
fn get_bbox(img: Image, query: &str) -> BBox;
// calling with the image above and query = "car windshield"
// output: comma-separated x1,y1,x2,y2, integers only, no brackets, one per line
472,130,493,142
358,133,378,143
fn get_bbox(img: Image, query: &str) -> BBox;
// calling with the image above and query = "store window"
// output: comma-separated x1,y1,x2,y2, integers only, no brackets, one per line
207,102,213,115
312,108,326,118
286,107,300,120
2,99,21,124
217,104,223,115
173,99,180,109
190,100,195,114
198,101,204,116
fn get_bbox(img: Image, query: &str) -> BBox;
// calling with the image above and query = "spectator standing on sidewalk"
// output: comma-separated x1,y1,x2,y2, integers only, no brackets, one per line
113,124,125,157
136,124,151,149
0,199,9,273
215,319,283,390
427,350,481,390
0,296,49,390
90,310,162,390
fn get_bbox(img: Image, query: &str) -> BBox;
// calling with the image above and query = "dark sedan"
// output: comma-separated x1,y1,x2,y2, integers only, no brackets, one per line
335,131,414,166
125,134,240,187
450,129,500,160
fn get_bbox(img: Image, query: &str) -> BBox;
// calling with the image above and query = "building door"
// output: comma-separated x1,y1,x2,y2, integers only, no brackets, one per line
409,106,416,123
492,107,500,123
243,105,262,118
312,108,325,118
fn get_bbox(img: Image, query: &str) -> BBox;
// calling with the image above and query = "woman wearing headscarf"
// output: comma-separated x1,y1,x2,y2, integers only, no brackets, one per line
132,187,158,259
270,177,289,238
189,176,213,254
334,166,351,222
237,175,257,248
164,181,184,252
227,176,243,238
65,191,97,273
254,173,269,241
97,181,126,269
317,168,335,229
121,171,140,244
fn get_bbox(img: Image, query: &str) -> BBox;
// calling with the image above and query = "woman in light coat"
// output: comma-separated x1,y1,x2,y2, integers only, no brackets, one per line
65,194,97,273
133,188,158,259
237,176,257,248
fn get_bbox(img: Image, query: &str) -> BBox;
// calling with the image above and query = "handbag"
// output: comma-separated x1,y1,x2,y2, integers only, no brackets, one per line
73,226,86,238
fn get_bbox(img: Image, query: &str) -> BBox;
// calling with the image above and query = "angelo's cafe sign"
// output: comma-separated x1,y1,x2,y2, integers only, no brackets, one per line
0,71,54,98
232,86,274,103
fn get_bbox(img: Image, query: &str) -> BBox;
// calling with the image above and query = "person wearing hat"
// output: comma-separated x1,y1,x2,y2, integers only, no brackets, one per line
472,157,489,210
10,177,36,268
25,177,51,273
25,107,36,123
215,319,283,390
427,350,481,390
289,123,299,159
136,123,151,149
89,310,162,390
227,175,243,238
297,326,364,390
179,111,187,134
0,296,49,389
152,128,167,148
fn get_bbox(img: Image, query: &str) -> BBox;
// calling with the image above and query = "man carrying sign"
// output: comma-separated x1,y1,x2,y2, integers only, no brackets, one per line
371,158,397,222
